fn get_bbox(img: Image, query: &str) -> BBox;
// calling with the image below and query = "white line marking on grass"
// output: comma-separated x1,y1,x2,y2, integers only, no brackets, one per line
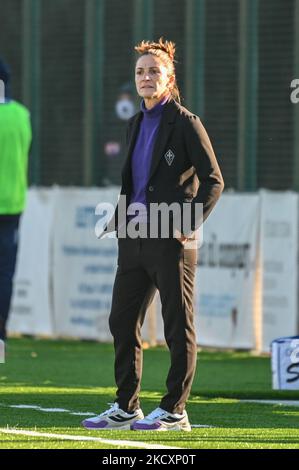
11,405,69,412
0,428,181,449
7,404,94,416
241,400,299,407
1,403,213,426
191,424,214,428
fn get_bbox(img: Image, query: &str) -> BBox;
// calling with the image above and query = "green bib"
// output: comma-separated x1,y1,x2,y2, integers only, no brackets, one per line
0,101,32,214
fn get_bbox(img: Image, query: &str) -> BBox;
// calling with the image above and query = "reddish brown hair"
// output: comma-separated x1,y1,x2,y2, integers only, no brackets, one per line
134,37,181,103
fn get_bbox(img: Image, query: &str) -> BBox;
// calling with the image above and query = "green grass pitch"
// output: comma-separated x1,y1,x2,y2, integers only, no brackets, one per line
0,338,298,449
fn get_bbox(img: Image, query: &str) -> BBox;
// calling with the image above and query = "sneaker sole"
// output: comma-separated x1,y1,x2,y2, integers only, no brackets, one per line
83,415,144,431
83,423,133,431
131,423,192,432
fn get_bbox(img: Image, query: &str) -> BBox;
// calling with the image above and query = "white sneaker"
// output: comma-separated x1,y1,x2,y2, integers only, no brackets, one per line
131,407,191,431
82,402,144,430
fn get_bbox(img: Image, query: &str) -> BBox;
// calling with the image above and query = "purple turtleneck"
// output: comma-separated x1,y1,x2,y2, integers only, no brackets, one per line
128,94,170,222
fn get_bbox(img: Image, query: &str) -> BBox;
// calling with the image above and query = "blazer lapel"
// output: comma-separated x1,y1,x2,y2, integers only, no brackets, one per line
122,99,179,186
148,99,179,180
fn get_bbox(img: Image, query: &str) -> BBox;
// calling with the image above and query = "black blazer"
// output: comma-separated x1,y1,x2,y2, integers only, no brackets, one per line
105,98,224,237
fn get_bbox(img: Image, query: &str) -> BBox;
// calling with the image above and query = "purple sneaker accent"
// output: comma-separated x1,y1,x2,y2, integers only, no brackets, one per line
130,407,192,431
131,422,161,431
82,419,108,429
81,403,144,430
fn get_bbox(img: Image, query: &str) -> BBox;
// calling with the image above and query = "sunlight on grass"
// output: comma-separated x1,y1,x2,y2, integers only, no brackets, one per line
0,338,299,449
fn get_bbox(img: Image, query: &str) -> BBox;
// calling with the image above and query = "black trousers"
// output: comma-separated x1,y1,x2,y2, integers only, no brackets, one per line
109,236,198,414
0,215,20,341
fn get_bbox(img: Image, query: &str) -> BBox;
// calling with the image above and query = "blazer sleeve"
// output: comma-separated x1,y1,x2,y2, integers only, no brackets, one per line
182,114,224,231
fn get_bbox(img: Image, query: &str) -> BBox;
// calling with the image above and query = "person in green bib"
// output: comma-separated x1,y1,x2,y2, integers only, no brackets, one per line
0,59,32,341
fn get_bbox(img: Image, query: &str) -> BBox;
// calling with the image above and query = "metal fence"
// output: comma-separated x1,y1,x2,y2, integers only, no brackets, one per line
0,0,298,190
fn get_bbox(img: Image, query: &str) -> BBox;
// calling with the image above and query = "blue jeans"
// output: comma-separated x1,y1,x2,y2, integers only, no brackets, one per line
0,215,20,340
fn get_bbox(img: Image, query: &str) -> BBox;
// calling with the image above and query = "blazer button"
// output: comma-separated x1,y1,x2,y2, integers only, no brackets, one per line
148,185,154,192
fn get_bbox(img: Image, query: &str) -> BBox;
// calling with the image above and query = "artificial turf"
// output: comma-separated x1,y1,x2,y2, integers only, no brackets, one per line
0,338,298,449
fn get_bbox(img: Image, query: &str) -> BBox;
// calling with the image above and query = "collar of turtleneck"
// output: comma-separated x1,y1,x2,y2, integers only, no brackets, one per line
140,94,170,119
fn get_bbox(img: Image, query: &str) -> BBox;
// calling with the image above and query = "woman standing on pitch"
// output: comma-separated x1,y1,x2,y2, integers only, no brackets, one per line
83,37,224,432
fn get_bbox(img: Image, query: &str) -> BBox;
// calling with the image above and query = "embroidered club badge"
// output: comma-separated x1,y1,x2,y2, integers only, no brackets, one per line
164,149,175,166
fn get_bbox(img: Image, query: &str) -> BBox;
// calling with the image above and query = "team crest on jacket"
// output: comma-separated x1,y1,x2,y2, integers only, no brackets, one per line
164,149,175,166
